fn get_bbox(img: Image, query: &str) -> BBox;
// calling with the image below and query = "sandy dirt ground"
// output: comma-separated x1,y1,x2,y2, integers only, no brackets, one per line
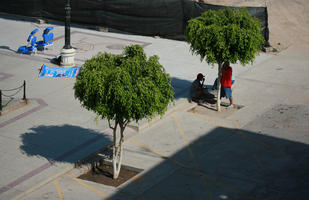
202,0,309,52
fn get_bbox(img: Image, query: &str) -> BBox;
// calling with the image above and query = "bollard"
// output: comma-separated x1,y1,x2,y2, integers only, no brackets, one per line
0,90,2,112
23,80,26,100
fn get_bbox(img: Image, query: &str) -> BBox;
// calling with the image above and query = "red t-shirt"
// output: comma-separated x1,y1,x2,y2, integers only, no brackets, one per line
221,66,232,87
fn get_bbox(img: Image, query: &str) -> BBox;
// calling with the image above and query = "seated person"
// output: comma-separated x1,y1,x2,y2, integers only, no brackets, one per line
190,73,206,101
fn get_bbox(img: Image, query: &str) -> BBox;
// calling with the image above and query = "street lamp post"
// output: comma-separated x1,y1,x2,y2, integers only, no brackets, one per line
60,0,75,67
64,0,72,49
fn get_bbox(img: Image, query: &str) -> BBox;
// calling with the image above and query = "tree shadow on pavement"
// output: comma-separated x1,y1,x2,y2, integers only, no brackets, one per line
107,127,309,200
172,77,217,99
19,124,112,164
172,77,192,99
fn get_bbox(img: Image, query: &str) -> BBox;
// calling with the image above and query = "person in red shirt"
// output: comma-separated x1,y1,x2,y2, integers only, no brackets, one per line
221,62,233,106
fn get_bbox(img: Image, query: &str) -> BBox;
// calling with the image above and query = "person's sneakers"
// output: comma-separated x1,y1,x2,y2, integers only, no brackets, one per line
227,104,234,108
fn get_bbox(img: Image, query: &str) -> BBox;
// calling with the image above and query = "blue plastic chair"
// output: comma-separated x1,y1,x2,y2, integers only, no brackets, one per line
36,27,54,50
18,28,38,54
27,28,38,45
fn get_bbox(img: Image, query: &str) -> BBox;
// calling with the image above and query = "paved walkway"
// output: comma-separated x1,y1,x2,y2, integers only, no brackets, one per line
0,15,309,200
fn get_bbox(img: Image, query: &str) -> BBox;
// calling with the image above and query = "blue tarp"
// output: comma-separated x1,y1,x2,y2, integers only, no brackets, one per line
39,64,80,78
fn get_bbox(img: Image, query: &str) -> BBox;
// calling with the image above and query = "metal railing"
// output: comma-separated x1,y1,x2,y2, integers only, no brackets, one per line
0,80,26,112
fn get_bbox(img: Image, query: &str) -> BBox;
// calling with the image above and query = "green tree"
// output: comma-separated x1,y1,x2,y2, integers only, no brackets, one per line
74,45,174,179
185,7,265,111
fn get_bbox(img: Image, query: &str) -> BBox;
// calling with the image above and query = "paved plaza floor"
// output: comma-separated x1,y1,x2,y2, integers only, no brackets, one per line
0,15,309,200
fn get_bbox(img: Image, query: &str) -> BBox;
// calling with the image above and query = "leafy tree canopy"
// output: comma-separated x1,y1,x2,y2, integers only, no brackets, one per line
74,45,174,124
185,7,265,65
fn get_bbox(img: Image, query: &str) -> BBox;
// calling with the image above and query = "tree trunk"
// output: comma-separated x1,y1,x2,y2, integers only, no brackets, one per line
112,122,125,179
216,62,223,112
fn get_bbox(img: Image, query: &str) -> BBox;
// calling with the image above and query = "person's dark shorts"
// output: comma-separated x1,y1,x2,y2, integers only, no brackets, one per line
222,86,232,98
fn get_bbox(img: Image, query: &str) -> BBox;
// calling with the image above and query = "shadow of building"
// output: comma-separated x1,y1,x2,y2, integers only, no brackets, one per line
107,127,309,200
